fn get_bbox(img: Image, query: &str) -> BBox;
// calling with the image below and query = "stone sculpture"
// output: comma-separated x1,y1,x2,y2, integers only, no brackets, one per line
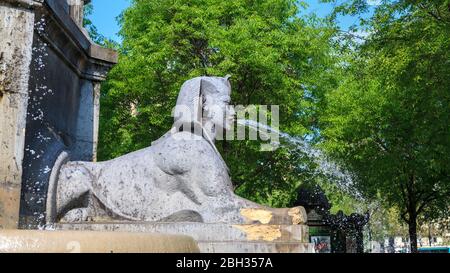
46,76,306,225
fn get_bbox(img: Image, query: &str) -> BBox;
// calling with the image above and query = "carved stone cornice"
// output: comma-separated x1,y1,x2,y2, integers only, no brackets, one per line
34,0,118,81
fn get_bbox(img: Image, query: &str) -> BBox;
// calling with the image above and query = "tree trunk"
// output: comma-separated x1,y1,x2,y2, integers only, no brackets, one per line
408,213,418,253
428,224,432,247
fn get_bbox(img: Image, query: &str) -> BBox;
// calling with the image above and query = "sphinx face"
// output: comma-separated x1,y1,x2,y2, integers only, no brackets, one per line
209,96,235,132
204,79,235,132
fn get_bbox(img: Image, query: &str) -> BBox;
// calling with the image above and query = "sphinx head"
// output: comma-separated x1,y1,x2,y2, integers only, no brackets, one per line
173,76,235,138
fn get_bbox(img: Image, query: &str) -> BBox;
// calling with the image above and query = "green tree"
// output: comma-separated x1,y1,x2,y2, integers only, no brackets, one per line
98,0,338,207
83,2,104,44
318,181,408,250
83,2,120,48
320,0,450,252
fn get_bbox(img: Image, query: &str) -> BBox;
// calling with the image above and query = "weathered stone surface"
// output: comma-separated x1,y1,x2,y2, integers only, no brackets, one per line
52,222,312,253
199,242,313,253
17,0,117,228
54,222,310,242
1,0,35,9
0,230,199,253
67,0,85,26
72,81,101,161
50,76,308,226
0,0,35,229
0,185,22,229
240,207,307,225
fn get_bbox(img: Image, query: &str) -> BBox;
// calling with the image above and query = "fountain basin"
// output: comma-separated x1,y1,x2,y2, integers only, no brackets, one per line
53,222,313,253
0,230,199,253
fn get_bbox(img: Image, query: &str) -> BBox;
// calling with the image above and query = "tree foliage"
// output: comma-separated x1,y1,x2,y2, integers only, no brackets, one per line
87,0,450,251
83,3,120,48
98,0,338,207
319,0,450,252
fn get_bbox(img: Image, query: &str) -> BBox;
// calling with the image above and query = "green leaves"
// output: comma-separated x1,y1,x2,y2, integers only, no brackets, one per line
98,0,337,207
319,0,450,246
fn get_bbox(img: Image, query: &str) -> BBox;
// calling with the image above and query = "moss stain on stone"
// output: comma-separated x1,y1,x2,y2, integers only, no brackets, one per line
233,225,282,241
239,208,273,224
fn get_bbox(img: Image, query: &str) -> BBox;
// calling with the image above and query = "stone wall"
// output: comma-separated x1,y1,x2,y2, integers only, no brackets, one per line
0,0,116,229
67,0,91,26
0,0,35,229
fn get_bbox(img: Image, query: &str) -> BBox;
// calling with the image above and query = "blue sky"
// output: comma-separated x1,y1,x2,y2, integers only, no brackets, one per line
88,0,371,42
89,0,131,41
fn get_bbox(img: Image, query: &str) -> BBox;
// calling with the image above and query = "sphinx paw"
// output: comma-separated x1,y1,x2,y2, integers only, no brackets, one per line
60,208,92,223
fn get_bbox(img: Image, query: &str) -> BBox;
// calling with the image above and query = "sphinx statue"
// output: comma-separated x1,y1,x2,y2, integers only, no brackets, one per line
46,76,306,225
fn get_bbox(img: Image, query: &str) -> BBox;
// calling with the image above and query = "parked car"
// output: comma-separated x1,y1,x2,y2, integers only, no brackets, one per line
418,247,450,253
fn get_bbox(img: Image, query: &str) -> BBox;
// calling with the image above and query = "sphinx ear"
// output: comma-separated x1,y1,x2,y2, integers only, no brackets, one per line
224,75,232,89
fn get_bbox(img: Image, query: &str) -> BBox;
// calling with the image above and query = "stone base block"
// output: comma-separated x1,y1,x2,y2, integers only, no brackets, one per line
0,230,199,253
0,185,21,229
53,222,313,253
199,241,313,253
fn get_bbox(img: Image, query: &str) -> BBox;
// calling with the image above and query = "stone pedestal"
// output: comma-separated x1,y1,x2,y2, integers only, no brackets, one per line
68,0,88,26
0,0,118,229
0,0,118,228
52,222,314,253
0,230,199,253
0,0,35,229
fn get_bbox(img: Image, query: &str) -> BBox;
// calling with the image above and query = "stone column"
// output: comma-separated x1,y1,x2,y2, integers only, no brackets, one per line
67,0,90,26
72,80,101,162
0,0,35,229
92,82,101,162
